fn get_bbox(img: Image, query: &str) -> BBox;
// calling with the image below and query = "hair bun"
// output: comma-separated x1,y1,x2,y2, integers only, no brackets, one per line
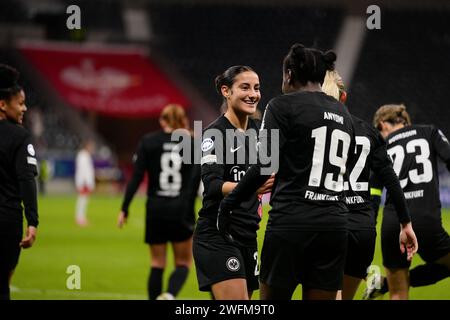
322,50,337,71
0,64,19,89
290,43,306,58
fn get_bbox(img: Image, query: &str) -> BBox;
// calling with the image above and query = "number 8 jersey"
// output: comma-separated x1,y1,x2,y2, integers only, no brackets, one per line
121,130,200,222
383,125,450,229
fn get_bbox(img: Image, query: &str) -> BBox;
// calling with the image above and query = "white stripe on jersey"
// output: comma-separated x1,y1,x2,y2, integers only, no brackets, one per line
27,157,37,165
201,154,217,165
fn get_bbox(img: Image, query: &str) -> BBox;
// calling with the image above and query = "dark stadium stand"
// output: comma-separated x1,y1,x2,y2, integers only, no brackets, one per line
60,0,124,32
0,48,82,154
148,4,344,109
2,1,450,186
0,0,28,24
347,8,450,138
23,0,125,42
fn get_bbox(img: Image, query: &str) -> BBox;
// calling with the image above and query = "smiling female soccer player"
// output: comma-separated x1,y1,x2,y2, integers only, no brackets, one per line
0,64,39,300
193,65,274,300
219,44,355,300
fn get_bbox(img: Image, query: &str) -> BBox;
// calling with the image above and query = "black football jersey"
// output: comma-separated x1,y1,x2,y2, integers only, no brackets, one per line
260,91,355,231
199,115,261,241
121,130,200,222
345,116,410,230
0,120,38,227
382,125,450,229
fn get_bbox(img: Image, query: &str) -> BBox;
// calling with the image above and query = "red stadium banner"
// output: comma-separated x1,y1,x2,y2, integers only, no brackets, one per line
18,42,189,118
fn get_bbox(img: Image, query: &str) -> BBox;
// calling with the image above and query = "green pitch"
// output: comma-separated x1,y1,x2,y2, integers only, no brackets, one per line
11,195,450,300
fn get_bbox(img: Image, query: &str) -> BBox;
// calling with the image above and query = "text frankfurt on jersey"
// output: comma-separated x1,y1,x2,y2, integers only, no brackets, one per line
345,196,365,204
404,189,424,199
305,190,340,201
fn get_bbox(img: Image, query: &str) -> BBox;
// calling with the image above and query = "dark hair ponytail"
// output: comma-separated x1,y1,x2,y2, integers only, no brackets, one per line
283,43,336,86
0,64,22,101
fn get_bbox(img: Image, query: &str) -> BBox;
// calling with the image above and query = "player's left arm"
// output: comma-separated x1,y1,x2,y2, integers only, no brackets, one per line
15,133,39,248
370,131,417,259
370,130,411,224
120,139,147,218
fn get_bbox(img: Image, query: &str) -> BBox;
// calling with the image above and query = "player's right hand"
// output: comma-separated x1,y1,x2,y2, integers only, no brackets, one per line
117,211,128,228
257,174,275,195
20,226,37,249
399,222,418,261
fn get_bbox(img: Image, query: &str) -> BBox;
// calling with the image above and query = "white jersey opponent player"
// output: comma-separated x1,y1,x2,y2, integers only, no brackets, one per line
75,139,95,226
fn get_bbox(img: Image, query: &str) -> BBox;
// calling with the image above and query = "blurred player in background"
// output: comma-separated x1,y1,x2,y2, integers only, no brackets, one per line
118,104,201,300
193,66,274,300
0,64,39,300
219,44,355,300
364,104,450,300
322,71,417,300
74,139,96,226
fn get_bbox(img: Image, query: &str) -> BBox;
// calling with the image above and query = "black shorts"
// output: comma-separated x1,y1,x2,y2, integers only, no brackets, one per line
145,218,194,244
260,230,348,292
344,229,377,279
193,218,259,292
0,233,21,271
382,224,450,269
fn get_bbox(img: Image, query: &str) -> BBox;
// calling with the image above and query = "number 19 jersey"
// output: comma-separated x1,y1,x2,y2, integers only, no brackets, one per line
262,91,355,231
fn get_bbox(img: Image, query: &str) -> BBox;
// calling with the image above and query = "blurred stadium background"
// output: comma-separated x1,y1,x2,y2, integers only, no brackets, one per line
1,0,449,299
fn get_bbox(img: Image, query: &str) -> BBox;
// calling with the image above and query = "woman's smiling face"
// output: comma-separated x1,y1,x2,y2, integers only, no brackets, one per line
1,89,27,124
223,71,261,116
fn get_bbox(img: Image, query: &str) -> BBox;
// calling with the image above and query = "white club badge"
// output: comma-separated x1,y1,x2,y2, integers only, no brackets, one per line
27,144,36,156
201,138,214,152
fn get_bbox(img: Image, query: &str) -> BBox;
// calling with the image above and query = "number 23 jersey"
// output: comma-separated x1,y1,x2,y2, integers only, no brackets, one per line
383,125,450,228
